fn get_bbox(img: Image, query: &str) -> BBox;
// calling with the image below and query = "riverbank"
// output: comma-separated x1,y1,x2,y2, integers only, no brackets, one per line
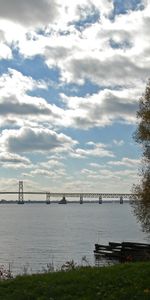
0,262,150,299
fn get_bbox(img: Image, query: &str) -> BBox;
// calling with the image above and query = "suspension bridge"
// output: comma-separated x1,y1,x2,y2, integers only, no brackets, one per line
0,181,134,204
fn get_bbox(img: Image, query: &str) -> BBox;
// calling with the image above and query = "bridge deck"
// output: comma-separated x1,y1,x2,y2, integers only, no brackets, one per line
0,192,133,198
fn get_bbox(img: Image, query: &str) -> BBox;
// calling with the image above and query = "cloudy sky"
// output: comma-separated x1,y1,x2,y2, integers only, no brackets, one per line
0,0,149,196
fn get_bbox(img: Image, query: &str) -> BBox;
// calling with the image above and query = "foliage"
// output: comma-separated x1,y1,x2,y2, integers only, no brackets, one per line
0,265,13,280
42,262,55,273
60,257,90,271
0,262,150,299
132,79,150,232
61,260,77,271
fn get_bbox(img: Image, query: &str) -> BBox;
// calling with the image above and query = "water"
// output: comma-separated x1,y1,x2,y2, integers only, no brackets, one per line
0,203,149,275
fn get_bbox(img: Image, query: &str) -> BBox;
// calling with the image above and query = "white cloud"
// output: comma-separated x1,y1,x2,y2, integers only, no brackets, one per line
0,0,113,59
71,142,114,158
81,167,119,179
0,68,47,96
0,0,59,27
60,86,139,128
0,69,140,130
51,0,113,29
40,159,64,169
0,42,12,59
31,165,66,179
41,4,150,88
0,127,78,153
89,163,102,168
113,139,124,146
61,54,149,86
0,29,12,59
108,157,140,167
0,69,64,128
31,169,55,177
77,165,139,192
0,152,31,169
0,1,149,95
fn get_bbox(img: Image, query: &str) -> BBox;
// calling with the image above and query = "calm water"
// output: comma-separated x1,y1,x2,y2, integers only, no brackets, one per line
0,203,149,275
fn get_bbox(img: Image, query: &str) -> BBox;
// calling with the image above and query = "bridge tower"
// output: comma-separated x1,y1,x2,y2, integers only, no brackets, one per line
80,194,83,204
120,196,123,204
18,180,24,204
99,195,102,204
46,192,51,204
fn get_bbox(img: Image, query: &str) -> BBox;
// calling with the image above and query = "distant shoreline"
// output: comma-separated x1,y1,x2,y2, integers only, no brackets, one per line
0,200,130,204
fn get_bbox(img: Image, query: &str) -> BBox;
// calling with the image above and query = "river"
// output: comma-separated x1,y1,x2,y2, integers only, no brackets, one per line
0,202,149,275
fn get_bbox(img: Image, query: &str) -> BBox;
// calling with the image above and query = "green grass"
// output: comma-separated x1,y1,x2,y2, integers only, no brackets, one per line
0,262,150,300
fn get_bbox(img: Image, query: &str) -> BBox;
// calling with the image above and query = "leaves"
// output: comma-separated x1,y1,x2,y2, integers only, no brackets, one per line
132,79,150,232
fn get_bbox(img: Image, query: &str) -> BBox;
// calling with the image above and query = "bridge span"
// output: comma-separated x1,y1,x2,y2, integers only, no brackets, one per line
0,191,133,198
0,181,134,204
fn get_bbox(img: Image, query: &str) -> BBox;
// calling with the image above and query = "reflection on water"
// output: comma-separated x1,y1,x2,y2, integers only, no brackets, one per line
0,203,149,274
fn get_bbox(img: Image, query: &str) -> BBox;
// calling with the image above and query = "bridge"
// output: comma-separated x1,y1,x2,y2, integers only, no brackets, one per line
0,181,134,204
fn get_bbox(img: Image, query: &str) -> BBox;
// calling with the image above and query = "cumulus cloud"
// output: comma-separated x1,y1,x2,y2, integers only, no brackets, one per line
29,158,66,178
80,166,138,182
77,165,139,192
0,69,140,130
0,152,30,164
0,29,12,59
0,96,50,116
0,69,64,128
31,167,66,179
0,0,149,93
0,68,47,95
52,0,113,28
0,0,59,27
0,42,12,59
60,86,139,128
40,3,150,89
71,142,114,158
61,54,150,86
31,169,55,177
81,168,120,180
0,127,77,153
0,152,31,169
39,159,64,169
108,157,140,167
0,94,63,129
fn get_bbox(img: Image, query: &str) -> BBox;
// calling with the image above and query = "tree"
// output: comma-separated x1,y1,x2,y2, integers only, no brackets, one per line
132,80,150,232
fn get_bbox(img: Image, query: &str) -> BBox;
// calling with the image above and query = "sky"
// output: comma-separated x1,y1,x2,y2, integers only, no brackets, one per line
0,0,149,197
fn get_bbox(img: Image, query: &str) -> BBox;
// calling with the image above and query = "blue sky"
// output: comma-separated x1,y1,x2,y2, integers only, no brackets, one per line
0,0,149,196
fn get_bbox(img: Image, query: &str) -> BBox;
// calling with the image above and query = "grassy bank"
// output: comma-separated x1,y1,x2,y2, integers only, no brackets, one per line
0,262,150,300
